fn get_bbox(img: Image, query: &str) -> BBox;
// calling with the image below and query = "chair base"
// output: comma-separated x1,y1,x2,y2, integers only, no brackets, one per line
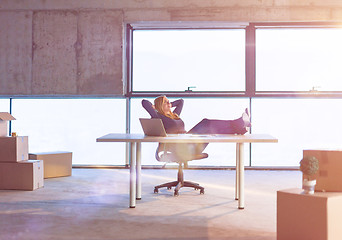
153,159,207,196
154,180,205,196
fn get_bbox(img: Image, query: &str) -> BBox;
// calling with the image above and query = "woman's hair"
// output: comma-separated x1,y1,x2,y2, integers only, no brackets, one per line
154,95,180,120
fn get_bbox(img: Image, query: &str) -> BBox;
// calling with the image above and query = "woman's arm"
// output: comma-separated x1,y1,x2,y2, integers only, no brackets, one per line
142,99,159,118
171,99,184,116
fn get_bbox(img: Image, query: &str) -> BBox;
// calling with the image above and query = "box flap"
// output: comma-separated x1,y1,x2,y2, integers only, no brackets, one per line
0,112,15,121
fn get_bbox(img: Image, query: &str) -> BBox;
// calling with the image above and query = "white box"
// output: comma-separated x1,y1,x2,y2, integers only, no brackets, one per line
29,151,72,178
0,136,29,162
0,160,44,190
0,112,15,137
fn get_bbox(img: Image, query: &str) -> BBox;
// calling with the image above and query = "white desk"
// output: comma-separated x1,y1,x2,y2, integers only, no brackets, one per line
96,133,278,209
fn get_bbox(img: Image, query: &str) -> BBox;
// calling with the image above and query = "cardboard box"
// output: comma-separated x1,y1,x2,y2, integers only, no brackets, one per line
277,188,342,240
0,112,15,137
303,149,342,192
0,136,28,162
0,160,44,190
29,151,72,178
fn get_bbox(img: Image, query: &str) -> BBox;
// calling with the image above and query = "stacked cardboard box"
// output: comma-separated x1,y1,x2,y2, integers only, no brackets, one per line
0,136,29,162
0,113,44,190
0,112,15,136
277,189,342,240
303,149,342,192
29,151,72,178
277,149,342,240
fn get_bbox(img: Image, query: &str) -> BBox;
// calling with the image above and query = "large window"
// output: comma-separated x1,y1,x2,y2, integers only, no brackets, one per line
11,99,126,165
256,27,342,92
251,98,342,166
132,29,246,92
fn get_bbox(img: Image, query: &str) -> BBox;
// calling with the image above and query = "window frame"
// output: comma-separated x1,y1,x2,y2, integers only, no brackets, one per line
126,21,342,99
252,22,342,98
125,22,251,98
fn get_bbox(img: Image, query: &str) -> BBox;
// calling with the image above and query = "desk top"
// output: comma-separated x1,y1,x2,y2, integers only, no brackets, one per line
96,133,278,143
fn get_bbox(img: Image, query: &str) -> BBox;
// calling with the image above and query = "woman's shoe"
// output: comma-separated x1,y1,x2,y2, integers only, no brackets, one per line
242,110,251,128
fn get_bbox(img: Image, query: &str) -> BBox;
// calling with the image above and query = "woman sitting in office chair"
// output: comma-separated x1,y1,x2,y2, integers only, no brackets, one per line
142,95,251,159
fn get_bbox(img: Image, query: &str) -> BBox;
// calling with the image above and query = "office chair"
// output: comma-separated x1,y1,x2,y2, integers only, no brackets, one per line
154,145,208,196
141,99,208,196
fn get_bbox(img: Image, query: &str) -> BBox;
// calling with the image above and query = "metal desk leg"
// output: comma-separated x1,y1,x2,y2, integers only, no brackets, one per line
235,143,239,201
237,143,245,209
136,142,142,200
125,142,130,167
129,142,136,208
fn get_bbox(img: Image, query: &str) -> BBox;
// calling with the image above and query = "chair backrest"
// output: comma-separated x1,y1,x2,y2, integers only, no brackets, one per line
155,145,178,163
141,100,208,163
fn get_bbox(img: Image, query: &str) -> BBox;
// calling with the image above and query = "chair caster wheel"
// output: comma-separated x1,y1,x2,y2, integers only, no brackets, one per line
174,190,179,196
154,188,158,193
200,189,205,194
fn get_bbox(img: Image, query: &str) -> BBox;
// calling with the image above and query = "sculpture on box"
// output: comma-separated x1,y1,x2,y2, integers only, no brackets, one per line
300,156,319,194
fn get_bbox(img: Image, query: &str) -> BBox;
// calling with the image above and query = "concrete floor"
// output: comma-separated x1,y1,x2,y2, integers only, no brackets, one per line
0,168,302,240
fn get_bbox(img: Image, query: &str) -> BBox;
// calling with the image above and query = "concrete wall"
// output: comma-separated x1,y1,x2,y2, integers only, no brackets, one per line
1,0,342,96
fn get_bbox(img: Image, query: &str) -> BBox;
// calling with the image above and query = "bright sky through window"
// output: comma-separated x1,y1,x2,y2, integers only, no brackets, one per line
256,28,342,91
132,29,245,92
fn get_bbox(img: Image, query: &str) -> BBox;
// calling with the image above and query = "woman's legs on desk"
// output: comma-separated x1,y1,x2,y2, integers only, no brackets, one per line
187,110,251,135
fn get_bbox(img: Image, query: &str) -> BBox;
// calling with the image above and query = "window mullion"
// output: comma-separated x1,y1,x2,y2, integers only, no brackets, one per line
245,25,256,97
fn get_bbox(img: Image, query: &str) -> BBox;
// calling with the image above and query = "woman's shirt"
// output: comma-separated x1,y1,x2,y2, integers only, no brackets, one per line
142,99,186,134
